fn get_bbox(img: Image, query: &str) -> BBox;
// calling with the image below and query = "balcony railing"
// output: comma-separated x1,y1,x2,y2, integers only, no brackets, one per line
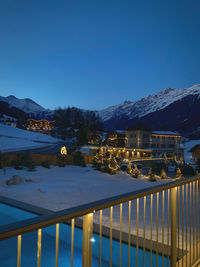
0,176,200,267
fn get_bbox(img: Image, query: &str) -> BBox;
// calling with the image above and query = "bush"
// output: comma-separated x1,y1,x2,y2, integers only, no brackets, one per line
11,154,24,170
11,154,35,171
178,165,195,177
22,154,36,171
57,154,67,167
73,151,86,167
41,161,51,169
151,162,167,175
148,168,156,182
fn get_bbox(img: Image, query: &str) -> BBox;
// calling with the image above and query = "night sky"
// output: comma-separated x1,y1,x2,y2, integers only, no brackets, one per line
0,0,199,110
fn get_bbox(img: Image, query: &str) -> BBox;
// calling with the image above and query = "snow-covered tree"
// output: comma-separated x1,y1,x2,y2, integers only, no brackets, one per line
132,165,140,178
175,167,183,180
160,169,167,179
148,168,156,181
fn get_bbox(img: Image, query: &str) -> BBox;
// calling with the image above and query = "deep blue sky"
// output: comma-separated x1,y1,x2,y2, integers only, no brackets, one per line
0,0,200,110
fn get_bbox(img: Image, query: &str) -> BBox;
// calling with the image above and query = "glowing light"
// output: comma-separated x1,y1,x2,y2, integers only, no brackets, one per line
90,237,96,243
60,146,67,155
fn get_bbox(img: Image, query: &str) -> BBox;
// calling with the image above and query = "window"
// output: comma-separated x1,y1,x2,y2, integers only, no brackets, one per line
130,134,136,138
142,134,149,138
161,144,165,148
169,144,175,148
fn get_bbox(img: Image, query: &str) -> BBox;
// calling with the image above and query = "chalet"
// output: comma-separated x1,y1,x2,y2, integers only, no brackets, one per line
0,115,17,127
27,119,54,135
189,144,200,165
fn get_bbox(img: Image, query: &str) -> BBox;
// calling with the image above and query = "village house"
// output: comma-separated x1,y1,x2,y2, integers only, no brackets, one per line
27,118,54,135
189,144,200,165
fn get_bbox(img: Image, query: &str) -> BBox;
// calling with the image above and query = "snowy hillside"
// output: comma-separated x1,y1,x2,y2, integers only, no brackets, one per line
98,84,200,121
0,95,46,114
0,124,61,153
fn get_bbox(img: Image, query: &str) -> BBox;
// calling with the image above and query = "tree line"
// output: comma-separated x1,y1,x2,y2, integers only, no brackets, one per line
53,107,103,145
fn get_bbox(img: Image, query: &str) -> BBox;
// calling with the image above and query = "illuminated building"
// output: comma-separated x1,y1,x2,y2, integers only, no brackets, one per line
27,119,54,135
125,123,183,159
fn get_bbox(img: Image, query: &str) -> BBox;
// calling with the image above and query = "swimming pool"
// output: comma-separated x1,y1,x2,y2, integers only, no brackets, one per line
0,202,37,227
0,203,169,266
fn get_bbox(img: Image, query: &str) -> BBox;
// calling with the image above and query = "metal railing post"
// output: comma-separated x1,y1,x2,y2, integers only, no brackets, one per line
82,213,93,267
171,187,177,267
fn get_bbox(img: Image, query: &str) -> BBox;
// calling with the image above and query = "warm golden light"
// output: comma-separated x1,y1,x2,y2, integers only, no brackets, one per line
60,146,67,155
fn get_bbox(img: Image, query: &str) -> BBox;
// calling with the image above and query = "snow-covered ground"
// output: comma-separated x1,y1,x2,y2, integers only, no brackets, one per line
0,165,171,210
0,165,174,244
183,139,200,163
0,124,61,153
0,165,197,248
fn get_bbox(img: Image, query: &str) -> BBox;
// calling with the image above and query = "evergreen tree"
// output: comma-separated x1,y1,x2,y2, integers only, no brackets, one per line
108,155,120,174
175,167,183,180
148,168,156,181
160,169,168,179
132,165,140,178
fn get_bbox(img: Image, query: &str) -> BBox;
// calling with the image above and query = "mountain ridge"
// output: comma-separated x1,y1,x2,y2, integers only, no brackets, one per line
1,83,200,137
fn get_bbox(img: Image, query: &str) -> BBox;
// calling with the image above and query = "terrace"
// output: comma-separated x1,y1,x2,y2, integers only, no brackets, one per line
0,176,199,267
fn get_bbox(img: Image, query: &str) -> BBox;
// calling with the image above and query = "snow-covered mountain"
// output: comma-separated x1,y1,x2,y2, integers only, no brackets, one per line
1,84,200,137
0,95,53,119
97,84,200,138
98,84,200,122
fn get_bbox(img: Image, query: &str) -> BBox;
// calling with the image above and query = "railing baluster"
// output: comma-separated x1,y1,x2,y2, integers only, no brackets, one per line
197,181,199,259
193,182,195,262
150,194,153,267
156,192,159,267
178,187,180,266
55,223,59,267
99,210,102,267
109,207,113,267
162,191,165,267
128,201,131,267
167,189,170,267
83,213,93,267
37,229,42,267
199,180,200,258
182,185,184,267
143,196,146,267
171,187,177,267
71,219,74,267
17,235,21,267
186,184,188,266
190,183,192,266
136,198,139,267
119,203,122,267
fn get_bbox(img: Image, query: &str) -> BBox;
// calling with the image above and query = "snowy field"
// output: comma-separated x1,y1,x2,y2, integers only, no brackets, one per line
0,165,177,244
0,165,172,210
0,165,198,249
0,124,61,153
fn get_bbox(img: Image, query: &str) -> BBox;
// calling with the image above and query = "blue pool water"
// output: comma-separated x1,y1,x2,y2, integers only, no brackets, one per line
0,204,169,266
0,203,37,226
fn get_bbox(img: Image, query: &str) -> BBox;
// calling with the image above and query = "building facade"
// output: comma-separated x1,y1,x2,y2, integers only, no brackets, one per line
27,119,54,135
125,124,183,159
189,145,200,165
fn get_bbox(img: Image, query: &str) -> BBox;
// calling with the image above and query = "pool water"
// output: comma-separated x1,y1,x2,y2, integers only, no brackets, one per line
0,204,169,266
0,203,37,226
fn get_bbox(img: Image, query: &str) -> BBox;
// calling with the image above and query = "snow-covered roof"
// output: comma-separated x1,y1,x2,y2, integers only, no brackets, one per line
152,131,181,136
